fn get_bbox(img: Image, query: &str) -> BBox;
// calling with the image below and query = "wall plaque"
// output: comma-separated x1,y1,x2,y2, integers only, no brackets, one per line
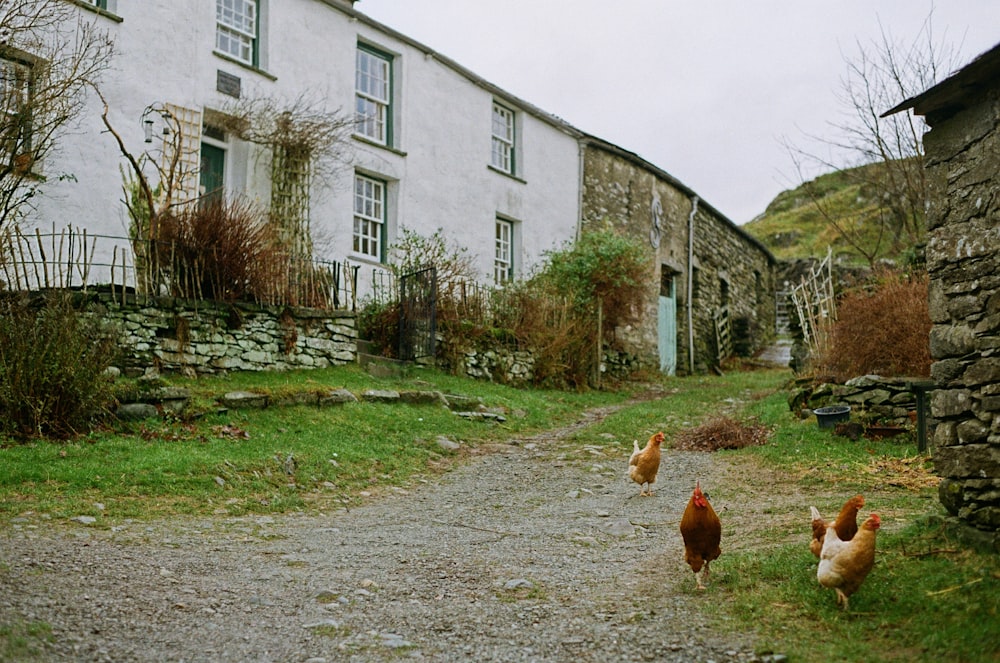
217,70,241,99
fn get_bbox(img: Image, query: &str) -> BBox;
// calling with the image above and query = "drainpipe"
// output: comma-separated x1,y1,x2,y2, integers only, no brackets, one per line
575,139,586,241
687,195,698,375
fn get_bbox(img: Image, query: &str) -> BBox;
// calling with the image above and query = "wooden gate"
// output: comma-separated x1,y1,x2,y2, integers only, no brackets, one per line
714,306,732,364
397,266,437,361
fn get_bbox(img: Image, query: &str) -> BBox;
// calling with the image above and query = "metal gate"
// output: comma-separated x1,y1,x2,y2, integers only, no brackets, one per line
397,266,437,361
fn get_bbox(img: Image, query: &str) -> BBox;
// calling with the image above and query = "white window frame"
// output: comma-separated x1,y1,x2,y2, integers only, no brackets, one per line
495,218,514,284
354,173,385,261
355,45,392,145
216,0,257,66
491,102,515,174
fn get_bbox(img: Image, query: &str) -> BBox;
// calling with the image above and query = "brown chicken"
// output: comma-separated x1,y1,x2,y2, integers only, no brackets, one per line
817,512,881,610
628,431,665,496
679,480,722,590
809,494,865,558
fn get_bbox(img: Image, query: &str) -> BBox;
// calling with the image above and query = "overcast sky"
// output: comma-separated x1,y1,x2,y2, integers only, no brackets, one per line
355,1,999,224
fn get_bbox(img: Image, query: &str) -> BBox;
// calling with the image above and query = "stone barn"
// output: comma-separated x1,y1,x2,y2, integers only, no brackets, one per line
885,42,1000,548
580,137,778,376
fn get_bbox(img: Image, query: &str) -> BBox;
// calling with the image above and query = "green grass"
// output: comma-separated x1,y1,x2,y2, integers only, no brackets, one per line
743,161,920,265
720,521,1000,662
0,621,53,660
0,363,628,521
711,383,1000,663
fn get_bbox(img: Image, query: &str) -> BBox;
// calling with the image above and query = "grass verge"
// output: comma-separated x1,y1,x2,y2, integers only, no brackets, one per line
0,363,628,522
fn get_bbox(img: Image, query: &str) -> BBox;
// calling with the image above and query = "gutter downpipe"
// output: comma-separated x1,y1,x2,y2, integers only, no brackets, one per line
575,139,586,241
687,195,698,375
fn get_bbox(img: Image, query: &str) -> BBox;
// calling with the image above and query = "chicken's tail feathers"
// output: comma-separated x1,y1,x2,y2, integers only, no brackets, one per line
632,439,640,452
810,506,822,521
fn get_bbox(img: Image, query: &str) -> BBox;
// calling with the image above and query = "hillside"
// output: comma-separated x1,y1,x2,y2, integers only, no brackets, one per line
743,162,924,265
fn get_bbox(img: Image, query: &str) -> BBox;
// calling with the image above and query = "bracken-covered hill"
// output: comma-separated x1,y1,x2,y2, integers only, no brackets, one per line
742,162,924,266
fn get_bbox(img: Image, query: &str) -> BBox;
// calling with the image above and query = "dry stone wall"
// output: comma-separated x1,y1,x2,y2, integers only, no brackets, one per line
89,294,356,376
923,81,1000,538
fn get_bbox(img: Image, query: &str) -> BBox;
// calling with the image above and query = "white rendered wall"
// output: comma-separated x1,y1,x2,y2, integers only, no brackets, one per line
29,1,581,299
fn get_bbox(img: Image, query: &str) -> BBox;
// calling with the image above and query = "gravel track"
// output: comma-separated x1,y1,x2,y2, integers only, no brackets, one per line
0,404,779,663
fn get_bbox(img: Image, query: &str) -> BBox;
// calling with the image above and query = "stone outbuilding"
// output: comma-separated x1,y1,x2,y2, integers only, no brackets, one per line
581,137,778,375
885,42,1000,546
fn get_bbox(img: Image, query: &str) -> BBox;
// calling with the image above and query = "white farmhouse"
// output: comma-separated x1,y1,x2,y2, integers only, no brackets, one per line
18,0,583,299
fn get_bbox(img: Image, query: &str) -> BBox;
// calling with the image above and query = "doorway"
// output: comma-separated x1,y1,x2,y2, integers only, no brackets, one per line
658,267,677,375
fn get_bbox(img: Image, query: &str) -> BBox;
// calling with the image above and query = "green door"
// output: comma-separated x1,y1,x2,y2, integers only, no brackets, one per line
658,270,677,375
199,143,225,205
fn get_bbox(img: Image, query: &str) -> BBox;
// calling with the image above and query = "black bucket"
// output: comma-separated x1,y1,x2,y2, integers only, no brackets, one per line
814,405,850,429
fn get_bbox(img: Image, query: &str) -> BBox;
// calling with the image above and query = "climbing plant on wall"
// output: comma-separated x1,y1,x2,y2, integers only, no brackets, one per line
221,96,353,260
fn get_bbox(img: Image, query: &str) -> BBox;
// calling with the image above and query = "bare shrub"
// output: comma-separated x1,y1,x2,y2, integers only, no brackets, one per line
815,269,931,381
498,281,595,389
152,198,279,302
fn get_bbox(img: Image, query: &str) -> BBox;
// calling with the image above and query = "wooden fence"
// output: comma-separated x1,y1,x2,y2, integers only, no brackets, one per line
0,224,359,311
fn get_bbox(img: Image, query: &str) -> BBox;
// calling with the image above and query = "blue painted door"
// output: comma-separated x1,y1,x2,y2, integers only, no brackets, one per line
658,272,677,375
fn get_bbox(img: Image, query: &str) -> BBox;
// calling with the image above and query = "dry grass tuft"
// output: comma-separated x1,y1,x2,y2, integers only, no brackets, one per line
863,456,939,490
672,416,772,452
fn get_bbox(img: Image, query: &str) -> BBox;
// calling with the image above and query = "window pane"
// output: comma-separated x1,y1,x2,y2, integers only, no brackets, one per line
355,47,391,143
491,103,514,172
0,57,32,156
495,220,513,284
354,174,385,260
216,0,256,64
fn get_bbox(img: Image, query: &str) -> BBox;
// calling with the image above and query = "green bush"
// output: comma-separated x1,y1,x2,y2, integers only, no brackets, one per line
0,293,119,440
356,298,400,358
537,229,648,335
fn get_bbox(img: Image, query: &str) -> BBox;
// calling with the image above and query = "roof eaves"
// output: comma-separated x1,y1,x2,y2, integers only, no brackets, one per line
320,0,584,138
882,41,1000,118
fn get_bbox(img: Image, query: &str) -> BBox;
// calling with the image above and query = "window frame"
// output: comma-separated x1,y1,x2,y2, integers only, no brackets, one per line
494,218,514,285
353,173,386,262
215,0,259,68
491,102,515,174
0,52,34,167
355,44,393,146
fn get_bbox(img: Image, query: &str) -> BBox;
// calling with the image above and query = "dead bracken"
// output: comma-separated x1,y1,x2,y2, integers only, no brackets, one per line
672,416,772,452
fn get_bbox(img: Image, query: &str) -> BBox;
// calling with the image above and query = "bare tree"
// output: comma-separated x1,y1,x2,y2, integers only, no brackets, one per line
783,11,960,266
0,0,114,233
97,95,198,241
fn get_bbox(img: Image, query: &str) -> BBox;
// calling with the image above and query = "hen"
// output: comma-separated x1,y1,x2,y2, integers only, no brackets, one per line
628,431,665,496
809,494,865,558
817,512,881,610
679,480,722,590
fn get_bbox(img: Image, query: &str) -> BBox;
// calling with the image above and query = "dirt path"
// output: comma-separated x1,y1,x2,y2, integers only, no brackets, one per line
0,404,783,662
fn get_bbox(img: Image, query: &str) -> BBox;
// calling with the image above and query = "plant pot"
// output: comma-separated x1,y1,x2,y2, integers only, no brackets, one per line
814,405,850,429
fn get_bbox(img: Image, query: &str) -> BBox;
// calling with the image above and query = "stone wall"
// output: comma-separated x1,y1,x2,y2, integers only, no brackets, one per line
800,375,923,429
581,140,777,374
88,294,356,376
922,76,1000,535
